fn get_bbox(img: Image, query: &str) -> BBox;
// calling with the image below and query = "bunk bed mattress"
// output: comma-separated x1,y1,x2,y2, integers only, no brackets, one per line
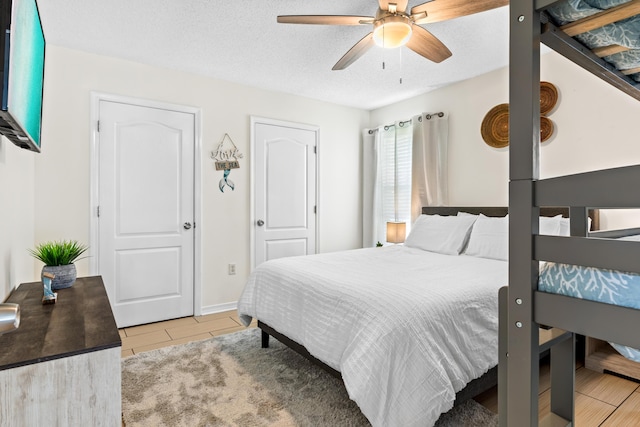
547,0,640,81
237,245,508,427
538,251,640,362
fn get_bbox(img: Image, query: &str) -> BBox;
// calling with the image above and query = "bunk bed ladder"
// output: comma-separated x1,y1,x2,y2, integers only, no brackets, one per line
504,0,577,424
505,0,640,424
499,292,576,426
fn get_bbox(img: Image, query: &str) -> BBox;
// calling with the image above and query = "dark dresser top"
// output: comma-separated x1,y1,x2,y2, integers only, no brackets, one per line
0,276,121,371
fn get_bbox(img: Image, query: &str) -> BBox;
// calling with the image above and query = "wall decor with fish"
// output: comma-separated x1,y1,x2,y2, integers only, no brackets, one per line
211,133,243,192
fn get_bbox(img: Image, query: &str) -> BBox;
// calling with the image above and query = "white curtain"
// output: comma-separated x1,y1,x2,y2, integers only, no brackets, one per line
362,123,413,247
410,112,449,222
362,127,383,248
363,113,448,247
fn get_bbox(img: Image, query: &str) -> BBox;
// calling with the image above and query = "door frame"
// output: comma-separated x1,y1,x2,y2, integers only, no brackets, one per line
250,116,320,269
89,92,203,316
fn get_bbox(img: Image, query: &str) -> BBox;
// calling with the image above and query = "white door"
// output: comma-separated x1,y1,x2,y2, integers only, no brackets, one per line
97,100,195,328
252,118,318,267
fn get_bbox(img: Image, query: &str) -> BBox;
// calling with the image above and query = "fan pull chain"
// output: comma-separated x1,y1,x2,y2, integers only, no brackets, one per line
399,47,403,84
382,22,386,70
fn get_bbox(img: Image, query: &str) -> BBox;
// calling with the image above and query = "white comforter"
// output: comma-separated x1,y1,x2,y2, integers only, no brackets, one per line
237,245,508,427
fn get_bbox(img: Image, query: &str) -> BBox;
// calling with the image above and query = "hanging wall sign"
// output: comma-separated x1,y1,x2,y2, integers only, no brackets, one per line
211,133,243,192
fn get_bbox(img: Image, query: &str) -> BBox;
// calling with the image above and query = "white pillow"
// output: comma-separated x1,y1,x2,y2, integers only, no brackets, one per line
464,214,509,261
540,215,562,236
459,214,561,233
558,217,570,236
464,214,565,261
558,216,592,236
405,214,478,255
457,211,478,218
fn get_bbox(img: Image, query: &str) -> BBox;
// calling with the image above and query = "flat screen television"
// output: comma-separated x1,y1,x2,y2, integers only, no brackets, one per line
0,0,45,152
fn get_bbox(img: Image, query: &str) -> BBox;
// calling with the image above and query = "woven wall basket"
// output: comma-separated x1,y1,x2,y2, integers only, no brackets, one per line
540,116,554,142
540,81,558,115
481,103,509,148
481,104,554,148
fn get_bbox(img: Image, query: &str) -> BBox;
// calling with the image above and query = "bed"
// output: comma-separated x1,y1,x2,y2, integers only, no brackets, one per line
503,0,640,425
238,206,575,426
541,0,640,100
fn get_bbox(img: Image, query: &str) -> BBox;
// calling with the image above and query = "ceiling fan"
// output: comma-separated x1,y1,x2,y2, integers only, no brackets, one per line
277,0,508,70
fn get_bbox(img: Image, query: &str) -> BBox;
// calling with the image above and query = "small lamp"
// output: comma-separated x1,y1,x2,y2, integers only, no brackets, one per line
386,221,406,244
0,303,20,335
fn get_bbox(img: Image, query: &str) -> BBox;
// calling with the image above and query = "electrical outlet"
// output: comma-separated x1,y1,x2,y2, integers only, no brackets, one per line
228,264,236,275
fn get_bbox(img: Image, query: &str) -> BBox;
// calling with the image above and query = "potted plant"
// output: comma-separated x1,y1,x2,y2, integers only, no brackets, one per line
29,240,89,290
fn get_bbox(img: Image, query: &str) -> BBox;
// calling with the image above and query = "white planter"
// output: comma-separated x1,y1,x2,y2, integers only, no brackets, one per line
42,264,77,290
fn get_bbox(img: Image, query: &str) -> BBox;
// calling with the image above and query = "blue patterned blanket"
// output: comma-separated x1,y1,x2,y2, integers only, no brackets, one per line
547,0,640,82
539,259,640,361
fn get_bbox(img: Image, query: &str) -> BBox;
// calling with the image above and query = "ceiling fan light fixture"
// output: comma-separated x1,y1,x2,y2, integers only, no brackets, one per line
373,16,412,49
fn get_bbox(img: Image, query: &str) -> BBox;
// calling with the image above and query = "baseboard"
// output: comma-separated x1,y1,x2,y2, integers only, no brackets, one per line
199,301,238,316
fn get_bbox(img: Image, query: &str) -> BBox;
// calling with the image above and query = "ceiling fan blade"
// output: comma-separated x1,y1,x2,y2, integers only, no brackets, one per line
405,25,452,63
277,15,373,25
332,32,376,70
411,11,430,24
395,0,410,12
379,0,409,12
410,0,508,24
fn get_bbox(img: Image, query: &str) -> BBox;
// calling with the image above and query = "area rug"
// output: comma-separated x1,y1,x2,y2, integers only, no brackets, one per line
121,328,498,426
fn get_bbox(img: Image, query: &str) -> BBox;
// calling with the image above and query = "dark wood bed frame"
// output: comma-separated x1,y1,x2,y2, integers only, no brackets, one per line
259,319,498,406
256,206,599,413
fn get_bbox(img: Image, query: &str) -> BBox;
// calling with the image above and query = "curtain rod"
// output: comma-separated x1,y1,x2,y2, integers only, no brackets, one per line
367,112,444,134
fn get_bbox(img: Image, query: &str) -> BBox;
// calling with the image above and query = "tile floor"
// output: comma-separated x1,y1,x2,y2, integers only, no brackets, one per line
120,312,639,425
119,309,255,357
473,356,640,426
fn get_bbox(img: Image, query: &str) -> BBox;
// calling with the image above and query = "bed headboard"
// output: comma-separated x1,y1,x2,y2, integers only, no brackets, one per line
422,206,507,217
421,206,599,231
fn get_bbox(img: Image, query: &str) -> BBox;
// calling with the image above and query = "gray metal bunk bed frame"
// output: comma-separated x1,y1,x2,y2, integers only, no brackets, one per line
501,0,640,425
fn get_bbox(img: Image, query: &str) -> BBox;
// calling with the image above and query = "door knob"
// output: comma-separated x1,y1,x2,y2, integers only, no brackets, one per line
183,222,192,230
257,219,265,226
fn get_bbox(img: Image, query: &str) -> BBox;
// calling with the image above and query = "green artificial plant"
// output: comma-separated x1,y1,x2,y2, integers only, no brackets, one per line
29,240,89,266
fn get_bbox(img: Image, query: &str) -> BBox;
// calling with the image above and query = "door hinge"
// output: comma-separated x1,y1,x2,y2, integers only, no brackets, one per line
97,206,100,217
314,206,317,214
314,146,317,154
97,120,100,132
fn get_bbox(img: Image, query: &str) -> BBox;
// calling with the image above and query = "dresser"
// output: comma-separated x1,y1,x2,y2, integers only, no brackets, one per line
0,276,121,426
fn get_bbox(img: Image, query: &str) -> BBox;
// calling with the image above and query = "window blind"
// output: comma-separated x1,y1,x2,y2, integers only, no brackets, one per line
380,124,412,235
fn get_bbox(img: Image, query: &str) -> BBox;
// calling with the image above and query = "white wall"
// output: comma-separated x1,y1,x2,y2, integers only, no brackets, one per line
371,50,640,230
34,45,369,311
0,137,35,301
17,45,640,307
370,58,510,206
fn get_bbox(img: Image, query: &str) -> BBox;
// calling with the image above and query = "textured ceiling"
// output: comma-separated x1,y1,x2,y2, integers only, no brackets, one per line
37,0,510,110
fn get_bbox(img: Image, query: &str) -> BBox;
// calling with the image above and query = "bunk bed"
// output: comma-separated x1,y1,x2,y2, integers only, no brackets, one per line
502,0,640,425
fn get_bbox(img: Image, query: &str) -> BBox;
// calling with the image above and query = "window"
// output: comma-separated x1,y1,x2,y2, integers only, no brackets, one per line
379,123,412,236
363,113,448,248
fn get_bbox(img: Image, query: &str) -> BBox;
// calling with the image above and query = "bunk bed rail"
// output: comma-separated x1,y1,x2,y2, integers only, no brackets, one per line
534,165,640,272
535,235,640,272
535,291,640,349
505,0,640,424
540,12,640,102
535,164,640,208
